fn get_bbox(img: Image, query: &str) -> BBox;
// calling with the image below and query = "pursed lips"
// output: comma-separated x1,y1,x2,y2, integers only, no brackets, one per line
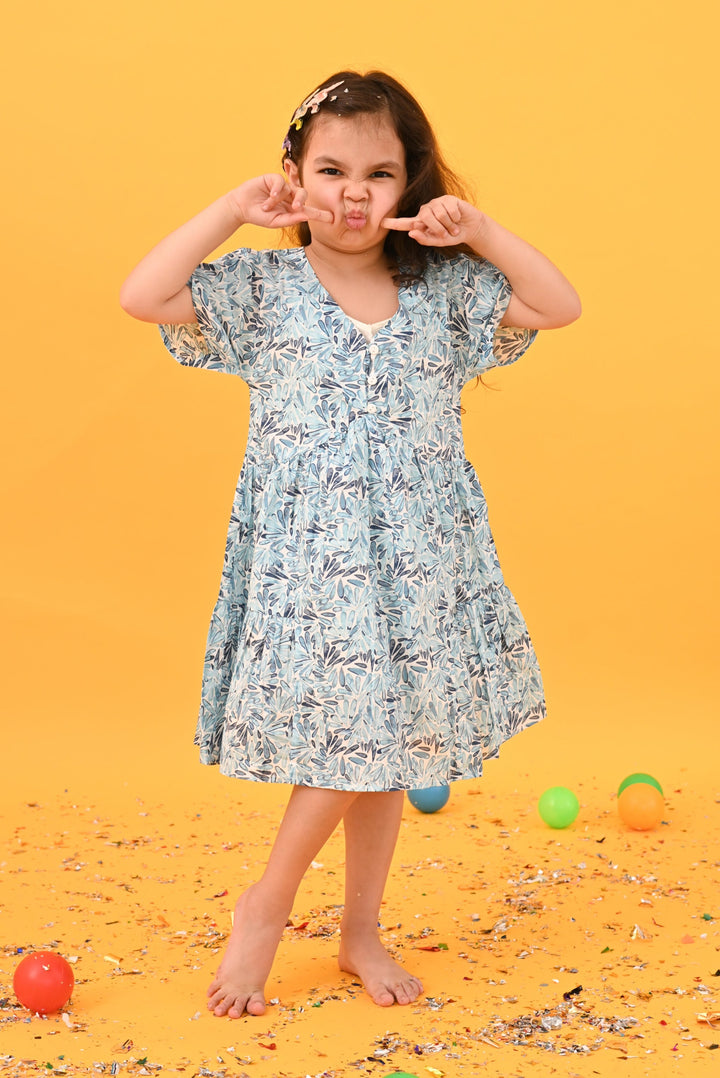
344,209,368,230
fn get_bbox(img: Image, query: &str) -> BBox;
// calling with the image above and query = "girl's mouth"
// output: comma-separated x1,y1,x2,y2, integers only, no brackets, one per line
345,213,367,231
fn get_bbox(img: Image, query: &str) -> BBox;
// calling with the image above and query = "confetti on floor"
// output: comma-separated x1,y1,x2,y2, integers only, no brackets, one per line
1,775,718,1076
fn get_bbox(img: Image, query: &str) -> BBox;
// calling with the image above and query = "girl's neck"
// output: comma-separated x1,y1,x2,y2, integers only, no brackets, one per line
304,243,399,323
304,239,389,279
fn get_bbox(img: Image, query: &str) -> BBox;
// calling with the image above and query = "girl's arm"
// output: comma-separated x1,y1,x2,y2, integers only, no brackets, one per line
383,198,581,330
120,176,331,324
120,193,242,324
465,214,581,329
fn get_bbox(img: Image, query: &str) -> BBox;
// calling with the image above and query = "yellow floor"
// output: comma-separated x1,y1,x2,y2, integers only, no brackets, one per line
2,744,718,1078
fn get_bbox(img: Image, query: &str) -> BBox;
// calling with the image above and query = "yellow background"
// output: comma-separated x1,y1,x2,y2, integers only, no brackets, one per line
2,0,718,801
2,5,719,1075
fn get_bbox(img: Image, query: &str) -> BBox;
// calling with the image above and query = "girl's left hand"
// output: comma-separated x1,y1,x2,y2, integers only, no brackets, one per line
382,197,485,247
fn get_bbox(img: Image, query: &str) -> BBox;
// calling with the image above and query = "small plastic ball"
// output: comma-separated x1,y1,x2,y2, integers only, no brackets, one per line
617,772,663,797
13,951,74,1014
407,786,450,813
382,1073,420,1078
618,783,664,830
538,786,580,829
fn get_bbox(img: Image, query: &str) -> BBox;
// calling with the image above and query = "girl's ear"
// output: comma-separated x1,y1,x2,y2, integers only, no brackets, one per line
284,158,301,189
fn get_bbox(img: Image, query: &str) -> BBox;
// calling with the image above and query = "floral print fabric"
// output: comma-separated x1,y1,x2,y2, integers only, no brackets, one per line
160,247,545,791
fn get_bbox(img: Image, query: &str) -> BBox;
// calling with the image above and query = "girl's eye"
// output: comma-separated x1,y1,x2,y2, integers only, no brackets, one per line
318,168,394,178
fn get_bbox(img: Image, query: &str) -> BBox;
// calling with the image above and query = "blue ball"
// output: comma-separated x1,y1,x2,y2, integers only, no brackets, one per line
407,785,450,813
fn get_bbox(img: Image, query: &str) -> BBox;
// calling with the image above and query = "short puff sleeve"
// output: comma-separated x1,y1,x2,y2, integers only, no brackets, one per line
159,249,260,377
445,257,538,385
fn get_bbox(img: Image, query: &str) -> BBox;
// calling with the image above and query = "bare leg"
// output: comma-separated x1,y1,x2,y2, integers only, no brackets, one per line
338,791,423,1006
208,785,356,1018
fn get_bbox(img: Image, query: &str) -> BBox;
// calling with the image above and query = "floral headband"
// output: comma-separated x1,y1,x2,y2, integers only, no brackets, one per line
282,80,346,155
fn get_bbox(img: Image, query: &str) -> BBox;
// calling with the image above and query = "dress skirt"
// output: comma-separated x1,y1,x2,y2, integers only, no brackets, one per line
160,246,546,791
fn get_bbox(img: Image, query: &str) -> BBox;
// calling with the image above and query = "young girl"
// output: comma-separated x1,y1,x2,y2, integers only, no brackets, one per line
120,70,580,1020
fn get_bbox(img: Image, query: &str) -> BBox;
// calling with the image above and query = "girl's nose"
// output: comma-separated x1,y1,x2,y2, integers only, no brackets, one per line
344,179,368,202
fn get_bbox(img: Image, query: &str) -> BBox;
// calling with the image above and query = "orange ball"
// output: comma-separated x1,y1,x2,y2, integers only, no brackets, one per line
618,782,664,830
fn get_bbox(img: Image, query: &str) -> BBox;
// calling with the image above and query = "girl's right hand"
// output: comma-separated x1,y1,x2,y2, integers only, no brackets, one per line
120,177,333,325
228,175,333,230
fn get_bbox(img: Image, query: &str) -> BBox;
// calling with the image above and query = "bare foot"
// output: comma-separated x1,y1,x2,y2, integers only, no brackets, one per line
338,929,424,1007
207,884,289,1018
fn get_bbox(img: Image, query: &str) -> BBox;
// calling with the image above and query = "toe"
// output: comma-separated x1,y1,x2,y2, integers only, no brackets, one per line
221,989,267,1018
393,976,424,1005
226,1001,246,1019
244,991,267,1017
371,984,395,1007
207,987,226,1011
211,994,234,1017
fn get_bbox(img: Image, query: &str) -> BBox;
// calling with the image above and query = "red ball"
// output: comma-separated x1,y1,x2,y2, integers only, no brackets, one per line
13,951,74,1014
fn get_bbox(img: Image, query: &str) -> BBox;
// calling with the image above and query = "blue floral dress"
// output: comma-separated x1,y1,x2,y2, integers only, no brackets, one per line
160,246,545,791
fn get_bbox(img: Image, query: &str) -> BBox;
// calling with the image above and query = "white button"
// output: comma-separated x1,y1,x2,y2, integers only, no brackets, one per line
366,403,377,414
369,345,379,356
367,372,377,385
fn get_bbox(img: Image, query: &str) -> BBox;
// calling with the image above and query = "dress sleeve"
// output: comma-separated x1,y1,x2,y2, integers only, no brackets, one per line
447,256,538,385
158,248,259,377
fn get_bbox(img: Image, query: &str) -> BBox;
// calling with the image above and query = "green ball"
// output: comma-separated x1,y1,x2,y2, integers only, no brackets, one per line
382,1074,419,1078
617,772,663,797
538,786,580,829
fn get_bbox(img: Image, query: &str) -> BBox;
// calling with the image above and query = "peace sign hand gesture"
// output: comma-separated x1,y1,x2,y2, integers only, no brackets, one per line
382,196,485,248
228,174,333,231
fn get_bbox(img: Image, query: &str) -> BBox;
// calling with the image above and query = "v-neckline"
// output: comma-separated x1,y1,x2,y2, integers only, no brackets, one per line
298,246,402,332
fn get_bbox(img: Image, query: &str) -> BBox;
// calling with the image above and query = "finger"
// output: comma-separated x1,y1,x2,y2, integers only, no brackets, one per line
268,175,288,198
290,185,307,211
269,210,315,228
408,227,456,247
423,204,461,237
381,216,418,231
272,205,334,228
261,178,291,210
410,221,448,243
408,228,436,246
443,199,462,224
304,204,334,223
434,211,461,236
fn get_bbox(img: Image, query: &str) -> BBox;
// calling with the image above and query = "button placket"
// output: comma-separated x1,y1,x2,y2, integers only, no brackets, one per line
366,342,380,404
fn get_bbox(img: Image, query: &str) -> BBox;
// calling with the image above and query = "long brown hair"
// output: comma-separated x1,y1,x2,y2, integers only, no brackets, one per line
281,70,474,285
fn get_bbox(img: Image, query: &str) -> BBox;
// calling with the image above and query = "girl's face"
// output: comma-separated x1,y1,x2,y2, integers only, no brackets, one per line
284,112,407,255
